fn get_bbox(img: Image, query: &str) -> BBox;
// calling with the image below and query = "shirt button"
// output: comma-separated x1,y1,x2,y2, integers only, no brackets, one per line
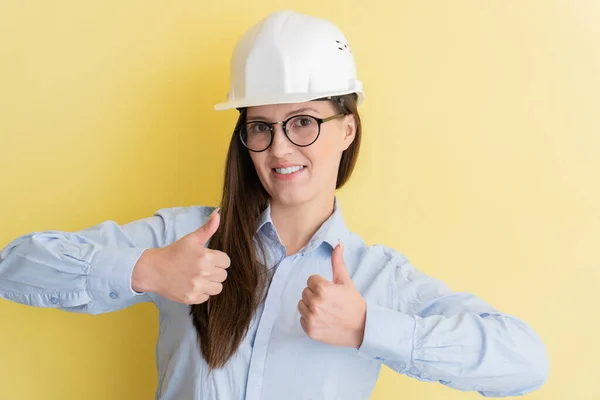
50,296,59,304
109,291,119,299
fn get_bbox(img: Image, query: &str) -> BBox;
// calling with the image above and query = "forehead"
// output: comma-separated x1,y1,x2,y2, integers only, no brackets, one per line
246,100,336,120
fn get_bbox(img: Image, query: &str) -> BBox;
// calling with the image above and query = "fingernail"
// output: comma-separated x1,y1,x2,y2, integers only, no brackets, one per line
338,239,344,250
210,207,221,218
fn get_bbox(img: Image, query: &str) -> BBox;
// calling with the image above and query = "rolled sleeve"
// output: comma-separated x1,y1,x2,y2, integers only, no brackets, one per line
370,248,549,395
1,206,214,314
85,246,147,312
1,213,168,313
357,302,415,367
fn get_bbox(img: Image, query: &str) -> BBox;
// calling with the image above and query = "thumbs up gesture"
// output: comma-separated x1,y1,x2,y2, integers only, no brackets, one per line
298,241,367,349
132,208,231,305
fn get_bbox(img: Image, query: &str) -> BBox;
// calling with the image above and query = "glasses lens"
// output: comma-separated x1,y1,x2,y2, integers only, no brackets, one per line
242,122,271,151
285,116,319,146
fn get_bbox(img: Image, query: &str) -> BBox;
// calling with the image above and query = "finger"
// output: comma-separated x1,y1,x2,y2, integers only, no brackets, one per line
184,292,209,305
210,250,231,269
331,241,351,285
300,316,309,334
191,207,221,246
208,266,228,283
298,299,310,318
204,281,223,296
301,286,315,308
193,294,210,305
307,274,329,290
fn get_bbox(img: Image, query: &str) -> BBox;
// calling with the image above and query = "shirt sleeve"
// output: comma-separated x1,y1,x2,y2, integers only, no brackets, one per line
357,252,549,397
0,208,178,315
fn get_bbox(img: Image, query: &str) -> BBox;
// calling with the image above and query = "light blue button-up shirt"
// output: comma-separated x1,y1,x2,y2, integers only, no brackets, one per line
0,199,548,399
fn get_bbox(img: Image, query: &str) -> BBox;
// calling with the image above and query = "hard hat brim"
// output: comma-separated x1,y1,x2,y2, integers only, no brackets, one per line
214,87,364,111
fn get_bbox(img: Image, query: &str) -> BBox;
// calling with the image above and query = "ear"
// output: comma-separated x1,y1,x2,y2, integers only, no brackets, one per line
341,114,357,151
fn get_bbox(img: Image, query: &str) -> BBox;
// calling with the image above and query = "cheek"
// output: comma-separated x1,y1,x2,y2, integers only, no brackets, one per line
312,132,343,163
304,141,339,173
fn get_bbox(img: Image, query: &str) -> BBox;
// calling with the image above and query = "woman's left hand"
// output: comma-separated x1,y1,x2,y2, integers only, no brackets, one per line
298,242,367,349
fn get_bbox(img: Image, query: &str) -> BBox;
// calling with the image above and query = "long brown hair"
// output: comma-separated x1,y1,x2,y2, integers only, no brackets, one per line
190,94,362,369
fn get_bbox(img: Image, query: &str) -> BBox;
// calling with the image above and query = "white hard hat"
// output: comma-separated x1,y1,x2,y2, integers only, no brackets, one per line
214,10,364,111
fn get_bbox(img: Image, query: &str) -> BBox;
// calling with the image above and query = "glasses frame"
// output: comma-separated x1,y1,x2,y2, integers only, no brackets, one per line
239,112,347,152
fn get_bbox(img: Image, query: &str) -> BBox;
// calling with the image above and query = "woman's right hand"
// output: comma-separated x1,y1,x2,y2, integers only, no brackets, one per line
132,208,230,304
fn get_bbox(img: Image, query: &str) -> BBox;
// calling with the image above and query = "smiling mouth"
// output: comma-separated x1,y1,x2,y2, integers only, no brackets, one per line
272,165,306,175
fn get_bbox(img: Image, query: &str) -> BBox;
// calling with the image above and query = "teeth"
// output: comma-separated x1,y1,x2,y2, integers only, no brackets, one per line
275,165,304,175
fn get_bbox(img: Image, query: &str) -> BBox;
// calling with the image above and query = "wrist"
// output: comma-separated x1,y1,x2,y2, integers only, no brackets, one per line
132,248,160,293
353,299,367,349
356,303,415,362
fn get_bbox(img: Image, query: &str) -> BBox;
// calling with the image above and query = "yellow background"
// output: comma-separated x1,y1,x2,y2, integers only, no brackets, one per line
1,1,598,399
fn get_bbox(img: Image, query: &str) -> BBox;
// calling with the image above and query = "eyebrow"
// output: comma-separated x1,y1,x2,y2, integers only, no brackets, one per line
246,107,322,121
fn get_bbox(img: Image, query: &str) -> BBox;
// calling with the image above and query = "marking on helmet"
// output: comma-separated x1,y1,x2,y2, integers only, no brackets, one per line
335,40,352,53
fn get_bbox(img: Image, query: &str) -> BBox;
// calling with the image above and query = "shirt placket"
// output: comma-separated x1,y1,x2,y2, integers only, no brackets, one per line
244,236,296,399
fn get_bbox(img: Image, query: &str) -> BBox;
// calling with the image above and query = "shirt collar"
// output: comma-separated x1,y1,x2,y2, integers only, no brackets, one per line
255,197,348,252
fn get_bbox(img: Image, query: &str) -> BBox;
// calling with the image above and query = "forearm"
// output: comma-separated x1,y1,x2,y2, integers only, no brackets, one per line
131,247,161,293
358,302,549,396
0,223,151,314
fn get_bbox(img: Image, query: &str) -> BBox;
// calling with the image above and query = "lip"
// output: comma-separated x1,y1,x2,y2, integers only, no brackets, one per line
271,163,306,169
271,165,306,181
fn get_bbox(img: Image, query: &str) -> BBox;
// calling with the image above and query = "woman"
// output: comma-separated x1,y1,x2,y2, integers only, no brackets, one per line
0,10,548,400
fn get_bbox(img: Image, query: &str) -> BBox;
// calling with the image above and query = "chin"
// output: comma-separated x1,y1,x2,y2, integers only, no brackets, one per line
269,189,313,207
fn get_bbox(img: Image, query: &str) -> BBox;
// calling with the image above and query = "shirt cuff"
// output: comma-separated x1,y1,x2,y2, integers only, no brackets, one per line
357,302,416,363
87,247,147,303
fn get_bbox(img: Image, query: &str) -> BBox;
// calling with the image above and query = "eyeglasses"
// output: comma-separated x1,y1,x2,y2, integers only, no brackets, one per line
239,113,346,152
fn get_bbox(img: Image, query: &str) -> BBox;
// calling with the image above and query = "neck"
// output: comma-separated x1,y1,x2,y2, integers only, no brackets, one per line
270,194,336,256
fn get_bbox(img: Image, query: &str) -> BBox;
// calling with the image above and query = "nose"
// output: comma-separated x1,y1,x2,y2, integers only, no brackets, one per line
269,123,294,158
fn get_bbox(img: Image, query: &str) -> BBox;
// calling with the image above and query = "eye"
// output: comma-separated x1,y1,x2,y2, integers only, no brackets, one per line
291,116,315,128
247,122,270,133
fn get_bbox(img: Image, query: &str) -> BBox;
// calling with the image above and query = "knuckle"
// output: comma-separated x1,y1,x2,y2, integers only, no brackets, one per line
198,294,210,303
200,251,214,263
310,303,321,316
198,268,210,278
300,314,309,326
303,297,314,309
182,292,195,305
190,278,203,291
316,280,330,293
298,300,307,314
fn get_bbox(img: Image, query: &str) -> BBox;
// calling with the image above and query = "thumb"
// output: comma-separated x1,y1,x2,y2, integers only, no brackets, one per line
331,240,351,285
192,207,221,246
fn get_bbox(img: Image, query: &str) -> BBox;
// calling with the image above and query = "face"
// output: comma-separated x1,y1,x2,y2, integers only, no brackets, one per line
245,100,356,207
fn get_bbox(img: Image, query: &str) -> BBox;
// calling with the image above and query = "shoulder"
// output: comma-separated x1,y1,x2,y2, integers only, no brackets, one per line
343,231,451,310
341,231,420,307
343,230,410,273
154,205,215,221
153,205,217,242
347,237,439,287
342,230,444,287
